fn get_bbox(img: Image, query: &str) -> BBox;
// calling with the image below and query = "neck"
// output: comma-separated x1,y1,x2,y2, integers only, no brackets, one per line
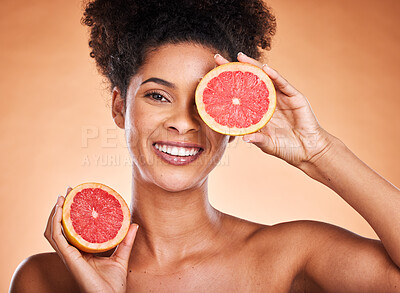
130,172,223,265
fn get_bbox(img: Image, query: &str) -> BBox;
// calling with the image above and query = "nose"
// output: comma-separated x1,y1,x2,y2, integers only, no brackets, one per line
164,104,200,135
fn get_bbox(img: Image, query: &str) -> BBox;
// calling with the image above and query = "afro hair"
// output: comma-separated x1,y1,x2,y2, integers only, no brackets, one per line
82,0,277,99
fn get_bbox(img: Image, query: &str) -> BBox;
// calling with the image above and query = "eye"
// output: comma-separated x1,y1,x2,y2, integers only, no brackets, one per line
145,91,170,103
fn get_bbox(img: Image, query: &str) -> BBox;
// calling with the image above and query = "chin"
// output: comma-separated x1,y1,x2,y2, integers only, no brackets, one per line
153,173,206,193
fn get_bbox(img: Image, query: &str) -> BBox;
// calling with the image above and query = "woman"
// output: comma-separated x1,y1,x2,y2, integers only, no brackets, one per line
10,0,400,292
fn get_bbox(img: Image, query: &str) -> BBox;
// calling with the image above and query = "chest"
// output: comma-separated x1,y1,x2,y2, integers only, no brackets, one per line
126,259,298,293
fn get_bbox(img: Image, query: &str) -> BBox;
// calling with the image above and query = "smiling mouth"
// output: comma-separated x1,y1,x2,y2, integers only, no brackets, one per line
152,142,204,166
154,143,202,156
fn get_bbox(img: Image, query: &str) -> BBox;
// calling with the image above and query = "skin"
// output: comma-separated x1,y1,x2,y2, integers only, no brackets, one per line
10,43,400,293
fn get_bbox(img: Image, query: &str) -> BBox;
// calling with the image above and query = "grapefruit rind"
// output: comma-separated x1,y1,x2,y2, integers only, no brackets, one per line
61,182,131,253
195,62,276,136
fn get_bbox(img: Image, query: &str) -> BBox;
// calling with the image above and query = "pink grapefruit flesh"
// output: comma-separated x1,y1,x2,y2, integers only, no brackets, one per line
62,183,131,253
195,62,276,135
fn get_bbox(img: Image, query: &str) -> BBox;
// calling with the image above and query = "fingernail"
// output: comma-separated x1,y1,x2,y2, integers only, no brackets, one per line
243,136,251,142
214,53,221,59
237,52,245,57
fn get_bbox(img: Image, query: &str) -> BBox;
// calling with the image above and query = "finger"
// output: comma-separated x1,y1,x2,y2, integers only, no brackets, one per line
44,197,60,240
262,64,300,97
214,53,229,66
51,196,89,266
50,196,69,252
45,186,73,241
243,132,275,155
44,194,66,247
112,224,139,267
236,52,301,98
237,52,262,67
65,186,73,197
60,186,73,237
51,196,76,255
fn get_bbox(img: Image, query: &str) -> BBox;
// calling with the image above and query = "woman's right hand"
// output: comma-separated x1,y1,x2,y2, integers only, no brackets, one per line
44,187,138,293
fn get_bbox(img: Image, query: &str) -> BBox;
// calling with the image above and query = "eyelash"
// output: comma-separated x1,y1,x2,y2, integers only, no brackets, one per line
144,91,170,103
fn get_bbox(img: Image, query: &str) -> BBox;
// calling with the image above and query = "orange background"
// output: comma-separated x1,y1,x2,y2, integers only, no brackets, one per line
2,0,400,291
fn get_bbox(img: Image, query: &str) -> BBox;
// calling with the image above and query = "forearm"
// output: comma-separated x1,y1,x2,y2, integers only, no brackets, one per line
300,135,400,268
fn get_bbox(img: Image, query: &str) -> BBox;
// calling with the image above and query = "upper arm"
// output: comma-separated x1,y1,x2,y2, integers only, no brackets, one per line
304,221,400,292
9,253,79,293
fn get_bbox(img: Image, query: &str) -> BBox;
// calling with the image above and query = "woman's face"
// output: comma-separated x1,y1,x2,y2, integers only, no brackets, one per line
115,43,232,192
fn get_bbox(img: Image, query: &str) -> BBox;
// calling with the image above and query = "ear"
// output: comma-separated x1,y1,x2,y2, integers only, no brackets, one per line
112,87,125,129
228,136,236,143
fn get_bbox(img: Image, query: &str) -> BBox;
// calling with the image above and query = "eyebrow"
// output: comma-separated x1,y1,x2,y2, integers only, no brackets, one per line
141,77,175,89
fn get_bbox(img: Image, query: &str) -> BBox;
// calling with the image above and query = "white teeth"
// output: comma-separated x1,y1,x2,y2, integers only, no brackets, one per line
171,146,179,156
154,144,201,157
178,147,186,156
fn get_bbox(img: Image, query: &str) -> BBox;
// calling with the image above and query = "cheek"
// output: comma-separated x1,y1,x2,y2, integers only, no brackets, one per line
206,130,230,160
214,136,229,158
125,104,149,153
125,103,165,156
126,102,151,133
205,126,230,147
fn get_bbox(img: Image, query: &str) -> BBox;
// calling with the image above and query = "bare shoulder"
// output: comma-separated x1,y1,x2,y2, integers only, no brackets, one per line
10,252,79,293
234,218,331,253
219,216,327,291
248,220,400,292
247,219,379,254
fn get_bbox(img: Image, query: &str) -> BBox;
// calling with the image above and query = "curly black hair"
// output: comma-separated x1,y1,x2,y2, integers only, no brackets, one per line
81,0,277,99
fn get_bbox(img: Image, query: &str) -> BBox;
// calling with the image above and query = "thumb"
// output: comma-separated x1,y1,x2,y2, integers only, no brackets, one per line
243,132,275,155
112,224,139,267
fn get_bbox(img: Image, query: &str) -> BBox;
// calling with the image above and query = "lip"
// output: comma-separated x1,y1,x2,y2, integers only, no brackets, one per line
152,141,204,166
153,140,204,149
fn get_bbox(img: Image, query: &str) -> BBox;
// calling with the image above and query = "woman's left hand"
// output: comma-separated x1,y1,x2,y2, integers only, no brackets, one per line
214,52,334,168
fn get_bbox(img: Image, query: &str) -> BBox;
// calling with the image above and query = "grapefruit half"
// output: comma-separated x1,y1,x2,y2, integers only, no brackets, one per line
62,182,131,253
195,62,276,135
